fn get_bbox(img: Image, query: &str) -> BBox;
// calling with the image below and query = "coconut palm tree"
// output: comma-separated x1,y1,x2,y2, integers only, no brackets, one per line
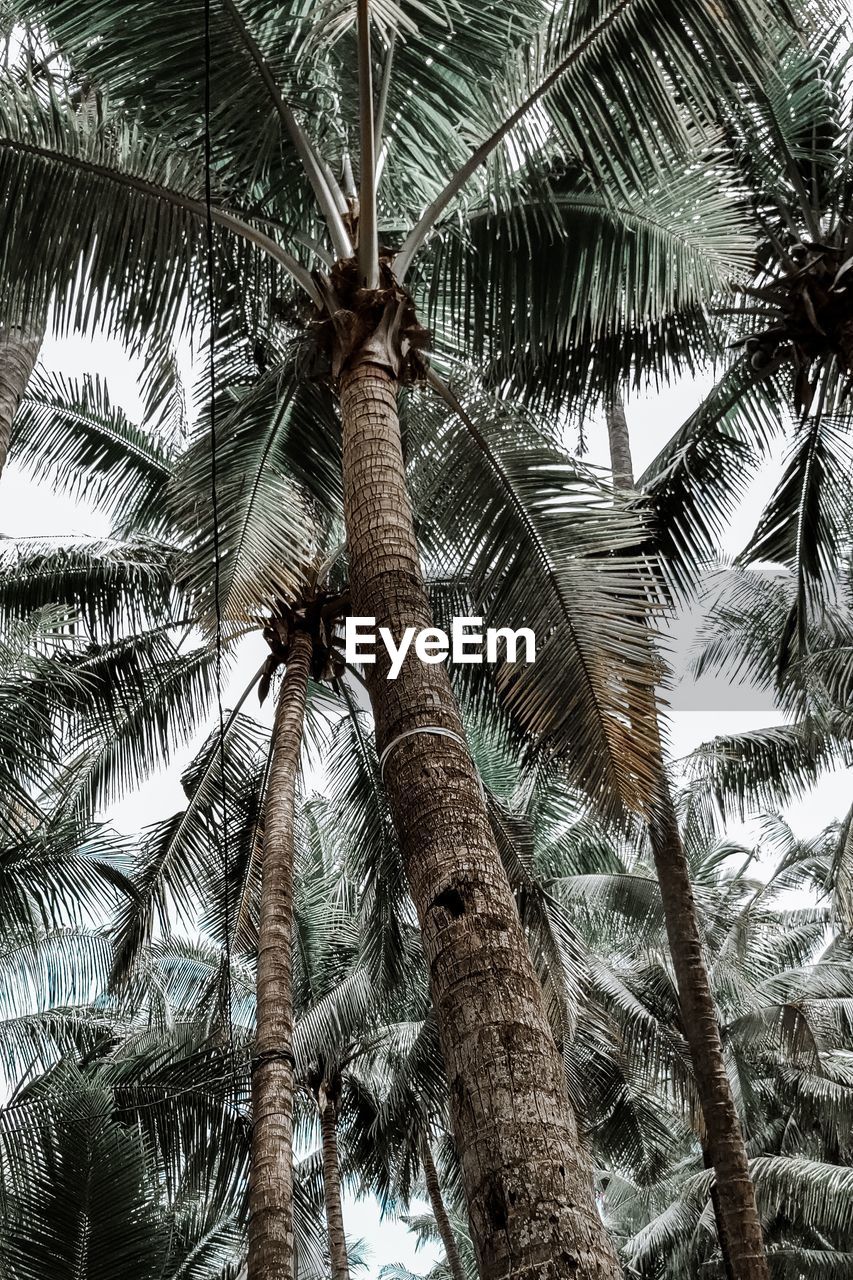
590,24,853,1260
6,310,665,1268
106,729,432,1279
7,560,853,1280
0,441,419,1277
0,1,801,1268
608,819,853,1279
1,332,653,1274
0,686,394,1280
638,10,853,628
595,393,772,1276
1,364,335,1280
327,692,853,1276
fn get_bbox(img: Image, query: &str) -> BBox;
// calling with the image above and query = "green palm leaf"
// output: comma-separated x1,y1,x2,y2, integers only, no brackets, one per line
412,374,662,818
10,370,174,531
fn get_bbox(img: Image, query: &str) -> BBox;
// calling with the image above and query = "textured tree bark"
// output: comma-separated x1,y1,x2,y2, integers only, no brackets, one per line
704,1146,738,1280
604,398,634,493
0,327,41,481
319,1085,350,1280
339,360,622,1280
248,630,312,1280
649,783,768,1280
605,400,768,1280
421,1135,467,1280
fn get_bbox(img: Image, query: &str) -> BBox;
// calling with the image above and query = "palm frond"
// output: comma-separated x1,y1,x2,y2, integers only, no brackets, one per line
0,536,181,639
684,720,853,826
425,136,755,414
738,414,853,662
110,713,268,983
170,367,331,635
638,360,788,590
1,1073,169,1280
412,374,662,819
10,369,173,530
0,77,307,336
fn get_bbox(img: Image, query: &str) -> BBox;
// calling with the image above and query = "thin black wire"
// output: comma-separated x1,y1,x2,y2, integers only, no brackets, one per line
203,0,237,1101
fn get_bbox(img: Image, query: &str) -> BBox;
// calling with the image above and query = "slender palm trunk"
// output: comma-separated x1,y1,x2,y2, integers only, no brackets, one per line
604,399,634,493
648,788,767,1279
339,359,621,1280
607,398,768,1280
248,630,312,1280
704,1146,738,1280
421,1135,466,1280
0,327,41,480
319,1085,350,1280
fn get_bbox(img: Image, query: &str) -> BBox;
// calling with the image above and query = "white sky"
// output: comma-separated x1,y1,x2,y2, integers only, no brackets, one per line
4,329,850,1272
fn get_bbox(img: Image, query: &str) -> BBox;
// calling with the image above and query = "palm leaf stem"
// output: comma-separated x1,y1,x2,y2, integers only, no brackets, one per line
394,0,636,278
356,0,379,288
373,30,396,160
220,0,352,260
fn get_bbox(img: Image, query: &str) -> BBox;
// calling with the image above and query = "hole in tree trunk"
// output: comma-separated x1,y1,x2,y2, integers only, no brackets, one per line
485,1181,508,1230
431,887,465,918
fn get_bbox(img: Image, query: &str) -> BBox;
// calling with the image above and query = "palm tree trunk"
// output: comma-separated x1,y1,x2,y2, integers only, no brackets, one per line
604,398,634,492
420,1135,466,1280
606,397,768,1280
319,1085,350,1280
649,784,767,1279
0,327,41,480
704,1146,738,1280
248,629,312,1280
339,359,621,1280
